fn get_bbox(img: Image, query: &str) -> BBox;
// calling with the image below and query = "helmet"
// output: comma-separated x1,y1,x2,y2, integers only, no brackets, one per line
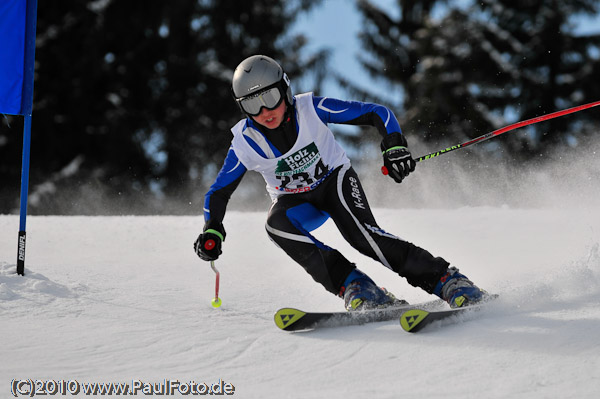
232,55,293,116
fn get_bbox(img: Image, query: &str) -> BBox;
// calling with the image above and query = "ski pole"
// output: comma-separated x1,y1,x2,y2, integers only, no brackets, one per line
204,238,222,308
413,99,600,162
210,260,221,308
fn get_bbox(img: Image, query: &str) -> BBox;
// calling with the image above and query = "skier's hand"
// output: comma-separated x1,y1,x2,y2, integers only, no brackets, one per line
194,221,225,262
381,132,416,183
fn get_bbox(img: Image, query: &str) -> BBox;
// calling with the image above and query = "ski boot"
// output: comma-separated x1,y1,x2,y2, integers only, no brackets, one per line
341,269,406,311
433,266,487,308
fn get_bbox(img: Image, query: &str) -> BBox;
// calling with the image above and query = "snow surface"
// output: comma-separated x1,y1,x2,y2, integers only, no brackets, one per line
1,205,600,398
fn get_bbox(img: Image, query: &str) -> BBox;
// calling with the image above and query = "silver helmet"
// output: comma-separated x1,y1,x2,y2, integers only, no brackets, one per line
232,55,293,116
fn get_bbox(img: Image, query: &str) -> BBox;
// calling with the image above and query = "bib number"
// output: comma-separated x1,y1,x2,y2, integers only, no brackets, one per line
277,159,329,190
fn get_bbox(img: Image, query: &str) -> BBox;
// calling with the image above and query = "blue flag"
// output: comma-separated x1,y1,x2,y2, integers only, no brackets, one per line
0,0,28,115
1,0,37,275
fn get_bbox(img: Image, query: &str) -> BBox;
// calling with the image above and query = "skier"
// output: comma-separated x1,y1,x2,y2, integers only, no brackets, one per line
194,55,487,310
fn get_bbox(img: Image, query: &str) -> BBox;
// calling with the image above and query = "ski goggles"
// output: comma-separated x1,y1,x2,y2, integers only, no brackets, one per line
237,86,283,116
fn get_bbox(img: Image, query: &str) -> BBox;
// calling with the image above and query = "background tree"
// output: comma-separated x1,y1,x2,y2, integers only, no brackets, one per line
0,0,324,214
353,0,600,162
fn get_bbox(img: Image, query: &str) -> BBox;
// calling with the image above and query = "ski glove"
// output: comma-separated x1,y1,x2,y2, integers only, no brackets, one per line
194,221,226,262
381,132,416,183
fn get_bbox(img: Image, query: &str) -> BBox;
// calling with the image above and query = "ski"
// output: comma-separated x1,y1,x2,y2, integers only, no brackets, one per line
274,300,445,332
400,296,498,333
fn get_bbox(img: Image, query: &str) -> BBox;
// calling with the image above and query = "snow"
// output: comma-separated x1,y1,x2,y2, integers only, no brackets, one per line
1,204,600,398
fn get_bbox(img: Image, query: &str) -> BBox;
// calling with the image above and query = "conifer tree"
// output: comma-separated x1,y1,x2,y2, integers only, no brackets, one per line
355,0,600,161
0,0,323,213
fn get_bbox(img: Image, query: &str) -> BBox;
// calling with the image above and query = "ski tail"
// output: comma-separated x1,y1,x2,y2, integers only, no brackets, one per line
274,308,307,331
400,309,436,333
400,294,499,333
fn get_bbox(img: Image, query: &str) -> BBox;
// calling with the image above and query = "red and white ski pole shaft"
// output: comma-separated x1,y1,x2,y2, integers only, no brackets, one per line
412,99,600,162
210,260,220,300
204,238,222,307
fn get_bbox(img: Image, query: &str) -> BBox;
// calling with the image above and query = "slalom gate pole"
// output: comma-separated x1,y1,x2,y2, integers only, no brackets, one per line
15,0,39,276
414,100,600,162
17,115,33,276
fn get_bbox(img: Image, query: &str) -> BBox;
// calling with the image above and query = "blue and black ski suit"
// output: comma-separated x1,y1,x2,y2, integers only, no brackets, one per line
203,93,449,297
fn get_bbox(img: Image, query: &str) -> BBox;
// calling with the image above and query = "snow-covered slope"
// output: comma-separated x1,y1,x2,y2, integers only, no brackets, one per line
1,208,599,398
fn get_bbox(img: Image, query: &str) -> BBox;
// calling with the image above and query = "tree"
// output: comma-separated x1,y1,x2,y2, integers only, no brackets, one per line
477,0,600,159
0,0,324,214
353,0,600,162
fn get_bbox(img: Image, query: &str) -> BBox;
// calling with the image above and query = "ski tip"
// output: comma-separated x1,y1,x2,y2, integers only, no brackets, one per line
400,309,430,333
274,308,306,331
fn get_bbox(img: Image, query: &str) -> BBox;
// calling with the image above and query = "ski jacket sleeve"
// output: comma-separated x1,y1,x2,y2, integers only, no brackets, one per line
313,96,402,138
203,146,247,225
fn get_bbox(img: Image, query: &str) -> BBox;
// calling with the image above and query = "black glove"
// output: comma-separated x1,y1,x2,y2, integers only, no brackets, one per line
194,221,226,261
381,132,416,183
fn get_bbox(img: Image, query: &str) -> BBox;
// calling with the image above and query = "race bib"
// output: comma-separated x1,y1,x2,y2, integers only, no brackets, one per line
274,142,331,193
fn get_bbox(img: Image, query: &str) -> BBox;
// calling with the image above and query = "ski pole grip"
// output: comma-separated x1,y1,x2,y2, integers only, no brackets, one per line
381,166,389,175
204,239,215,250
